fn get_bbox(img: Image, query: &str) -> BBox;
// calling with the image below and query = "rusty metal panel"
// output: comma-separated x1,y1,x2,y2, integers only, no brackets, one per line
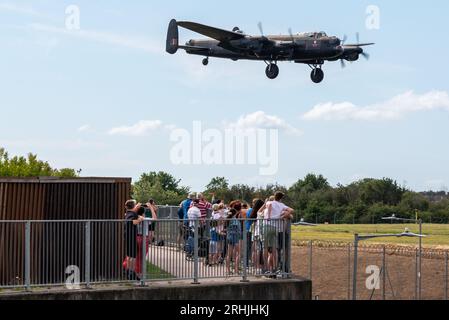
0,177,131,286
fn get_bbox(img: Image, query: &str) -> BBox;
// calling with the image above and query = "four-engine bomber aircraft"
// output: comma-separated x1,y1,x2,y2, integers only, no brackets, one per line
166,19,374,83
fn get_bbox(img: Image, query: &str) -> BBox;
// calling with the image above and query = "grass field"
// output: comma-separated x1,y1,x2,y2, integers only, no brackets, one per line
292,223,449,248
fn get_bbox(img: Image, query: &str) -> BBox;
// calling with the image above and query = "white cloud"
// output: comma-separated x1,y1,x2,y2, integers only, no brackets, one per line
0,2,43,17
108,120,163,136
77,124,91,132
28,23,162,54
225,111,302,136
302,91,449,121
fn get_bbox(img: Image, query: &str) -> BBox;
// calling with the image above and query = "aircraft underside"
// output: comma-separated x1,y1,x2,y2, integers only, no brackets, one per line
185,48,335,83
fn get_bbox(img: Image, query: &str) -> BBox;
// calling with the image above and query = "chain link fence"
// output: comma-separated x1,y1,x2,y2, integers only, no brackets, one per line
292,240,449,300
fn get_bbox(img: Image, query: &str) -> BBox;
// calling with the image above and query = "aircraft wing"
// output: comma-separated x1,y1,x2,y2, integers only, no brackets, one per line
177,21,246,42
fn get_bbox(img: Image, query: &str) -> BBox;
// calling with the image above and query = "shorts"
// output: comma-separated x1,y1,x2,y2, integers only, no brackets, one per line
209,241,218,254
278,232,285,250
263,225,277,249
227,234,239,246
125,236,137,258
148,223,156,232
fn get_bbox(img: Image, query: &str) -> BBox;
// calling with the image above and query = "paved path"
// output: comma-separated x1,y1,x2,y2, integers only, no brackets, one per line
146,244,257,280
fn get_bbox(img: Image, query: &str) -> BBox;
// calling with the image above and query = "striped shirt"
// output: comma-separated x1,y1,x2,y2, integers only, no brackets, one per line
190,199,212,220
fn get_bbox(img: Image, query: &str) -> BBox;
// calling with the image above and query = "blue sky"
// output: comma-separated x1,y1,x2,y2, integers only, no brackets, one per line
1,0,449,192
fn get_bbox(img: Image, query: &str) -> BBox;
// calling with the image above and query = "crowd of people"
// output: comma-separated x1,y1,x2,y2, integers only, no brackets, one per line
121,191,294,280
179,191,294,277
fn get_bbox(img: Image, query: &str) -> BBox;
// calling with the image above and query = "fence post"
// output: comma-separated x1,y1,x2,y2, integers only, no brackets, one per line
347,243,351,300
25,221,31,291
415,249,418,300
140,219,148,287
382,245,386,300
192,219,199,284
445,251,448,301
85,221,91,288
352,235,359,300
241,220,248,282
308,240,313,280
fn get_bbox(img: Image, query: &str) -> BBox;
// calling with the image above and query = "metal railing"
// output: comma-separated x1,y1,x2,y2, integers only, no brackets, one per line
0,218,292,291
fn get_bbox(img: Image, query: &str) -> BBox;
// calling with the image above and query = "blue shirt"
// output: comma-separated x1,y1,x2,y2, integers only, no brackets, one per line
245,208,254,231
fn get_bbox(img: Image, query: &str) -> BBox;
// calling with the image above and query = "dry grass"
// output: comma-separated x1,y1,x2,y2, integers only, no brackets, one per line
292,224,449,249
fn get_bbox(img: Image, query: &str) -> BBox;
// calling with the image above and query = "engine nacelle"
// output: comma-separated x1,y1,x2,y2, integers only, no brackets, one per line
346,53,359,62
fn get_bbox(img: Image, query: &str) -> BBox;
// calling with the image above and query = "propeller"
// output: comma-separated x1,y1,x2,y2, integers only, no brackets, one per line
339,35,348,68
257,21,264,37
356,33,370,61
341,32,372,64
361,52,370,60
288,27,294,42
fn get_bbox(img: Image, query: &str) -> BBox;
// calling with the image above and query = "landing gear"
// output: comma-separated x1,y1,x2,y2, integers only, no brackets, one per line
310,66,324,84
202,58,209,66
265,63,279,79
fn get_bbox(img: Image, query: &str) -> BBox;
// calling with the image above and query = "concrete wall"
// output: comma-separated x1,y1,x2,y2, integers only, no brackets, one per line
0,277,311,300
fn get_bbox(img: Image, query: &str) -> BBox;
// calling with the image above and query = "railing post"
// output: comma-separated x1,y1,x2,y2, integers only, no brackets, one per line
192,219,199,284
286,219,292,277
140,219,148,287
241,219,248,282
25,221,31,291
85,221,91,288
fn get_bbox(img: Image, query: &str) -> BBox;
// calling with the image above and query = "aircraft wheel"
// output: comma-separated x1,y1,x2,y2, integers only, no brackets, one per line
265,63,279,79
202,58,209,66
311,68,324,83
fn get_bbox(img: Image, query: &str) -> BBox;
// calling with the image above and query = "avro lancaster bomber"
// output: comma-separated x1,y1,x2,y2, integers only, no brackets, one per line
166,19,374,83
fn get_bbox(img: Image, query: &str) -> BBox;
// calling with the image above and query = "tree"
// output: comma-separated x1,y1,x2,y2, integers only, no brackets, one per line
204,177,231,202
0,147,78,178
132,171,190,205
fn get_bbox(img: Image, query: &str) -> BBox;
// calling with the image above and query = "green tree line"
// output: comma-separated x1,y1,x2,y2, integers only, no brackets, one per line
0,148,78,178
133,172,449,224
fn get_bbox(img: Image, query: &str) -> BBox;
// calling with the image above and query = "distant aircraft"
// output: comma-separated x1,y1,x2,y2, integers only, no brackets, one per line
166,19,374,83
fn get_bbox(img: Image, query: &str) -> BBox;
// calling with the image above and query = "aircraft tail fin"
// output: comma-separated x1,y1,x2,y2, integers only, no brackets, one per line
166,19,179,54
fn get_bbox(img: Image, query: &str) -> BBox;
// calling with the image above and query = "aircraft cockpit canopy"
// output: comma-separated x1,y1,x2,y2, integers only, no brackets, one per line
298,31,328,38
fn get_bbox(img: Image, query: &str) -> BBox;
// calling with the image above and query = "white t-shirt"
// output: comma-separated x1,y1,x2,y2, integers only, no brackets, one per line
269,201,289,219
187,206,201,228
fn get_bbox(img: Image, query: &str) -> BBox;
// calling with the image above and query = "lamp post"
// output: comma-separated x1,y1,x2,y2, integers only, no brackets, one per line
352,228,426,300
382,214,423,300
